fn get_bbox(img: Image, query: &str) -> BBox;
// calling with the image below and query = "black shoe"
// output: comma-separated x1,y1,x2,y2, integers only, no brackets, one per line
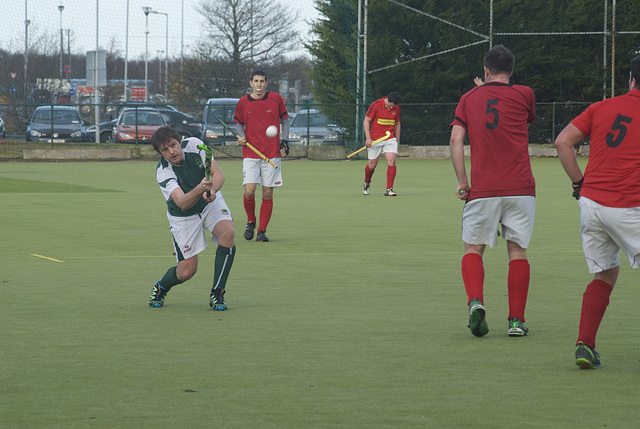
210,289,227,311
244,222,256,240
256,230,269,242
149,283,168,308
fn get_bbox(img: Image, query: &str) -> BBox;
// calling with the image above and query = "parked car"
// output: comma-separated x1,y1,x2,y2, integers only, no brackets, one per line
288,109,343,145
201,98,239,145
114,108,166,144
26,106,87,143
159,110,203,139
104,101,178,122
0,115,5,139
85,119,117,143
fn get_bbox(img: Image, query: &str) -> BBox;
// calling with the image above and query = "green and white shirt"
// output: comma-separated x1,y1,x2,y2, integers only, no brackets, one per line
156,137,214,217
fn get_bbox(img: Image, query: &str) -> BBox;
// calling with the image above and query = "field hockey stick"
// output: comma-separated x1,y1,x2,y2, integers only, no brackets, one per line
196,143,213,197
216,116,278,169
346,131,391,159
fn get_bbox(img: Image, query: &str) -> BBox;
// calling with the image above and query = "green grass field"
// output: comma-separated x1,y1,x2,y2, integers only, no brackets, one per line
1,158,638,428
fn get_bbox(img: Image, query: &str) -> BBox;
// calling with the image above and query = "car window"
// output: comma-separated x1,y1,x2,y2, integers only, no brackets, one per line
206,105,236,124
292,113,328,127
33,109,80,124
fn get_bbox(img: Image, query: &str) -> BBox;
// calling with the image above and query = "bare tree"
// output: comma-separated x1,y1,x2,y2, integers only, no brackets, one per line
197,0,300,91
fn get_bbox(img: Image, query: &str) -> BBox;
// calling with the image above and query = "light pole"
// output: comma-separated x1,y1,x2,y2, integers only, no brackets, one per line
58,2,64,96
124,0,130,101
150,10,168,102
24,0,29,101
157,50,164,97
142,6,153,103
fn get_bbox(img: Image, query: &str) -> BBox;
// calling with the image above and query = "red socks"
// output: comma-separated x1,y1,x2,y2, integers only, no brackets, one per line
387,165,397,189
258,198,273,232
245,195,274,232
364,165,374,183
577,279,613,349
508,259,530,322
365,165,397,189
461,253,484,305
243,195,256,223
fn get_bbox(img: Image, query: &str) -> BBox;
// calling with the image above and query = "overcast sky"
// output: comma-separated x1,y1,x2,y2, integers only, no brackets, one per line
2,0,319,61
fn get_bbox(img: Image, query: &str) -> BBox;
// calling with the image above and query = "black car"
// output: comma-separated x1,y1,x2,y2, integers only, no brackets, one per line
159,110,203,139
26,106,87,143
85,119,117,143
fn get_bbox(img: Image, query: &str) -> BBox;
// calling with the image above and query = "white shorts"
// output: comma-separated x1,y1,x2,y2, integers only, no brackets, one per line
579,197,640,273
462,196,536,248
367,138,398,160
167,191,233,262
243,157,283,187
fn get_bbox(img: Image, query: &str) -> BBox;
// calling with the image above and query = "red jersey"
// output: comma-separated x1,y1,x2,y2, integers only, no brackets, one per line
571,89,640,207
234,91,288,159
451,82,536,201
366,98,400,140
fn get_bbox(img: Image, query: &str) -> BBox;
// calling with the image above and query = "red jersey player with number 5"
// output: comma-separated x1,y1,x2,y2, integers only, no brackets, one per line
450,45,536,338
555,55,640,369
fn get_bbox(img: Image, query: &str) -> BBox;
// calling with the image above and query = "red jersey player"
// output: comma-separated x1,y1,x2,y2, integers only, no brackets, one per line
362,92,401,196
450,45,536,338
555,55,640,369
234,70,289,243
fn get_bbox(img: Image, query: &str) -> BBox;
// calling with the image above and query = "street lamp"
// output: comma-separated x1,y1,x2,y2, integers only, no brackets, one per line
142,6,153,102
157,50,164,97
58,2,64,96
150,10,168,102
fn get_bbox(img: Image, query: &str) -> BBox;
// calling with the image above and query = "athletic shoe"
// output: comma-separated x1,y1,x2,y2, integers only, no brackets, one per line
362,182,370,195
256,230,269,242
468,298,488,337
149,283,168,308
244,221,256,241
575,341,601,369
384,187,397,196
210,289,227,311
507,318,529,337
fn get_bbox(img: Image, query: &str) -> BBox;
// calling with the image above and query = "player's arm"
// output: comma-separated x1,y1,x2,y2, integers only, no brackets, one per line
555,123,586,199
208,160,225,194
169,177,214,210
363,115,373,147
280,117,290,156
450,124,469,199
394,121,401,144
235,121,246,145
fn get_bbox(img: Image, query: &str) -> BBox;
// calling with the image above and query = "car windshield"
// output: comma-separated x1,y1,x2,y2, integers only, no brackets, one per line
34,109,80,124
206,105,236,124
121,112,163,126
292,113,329,127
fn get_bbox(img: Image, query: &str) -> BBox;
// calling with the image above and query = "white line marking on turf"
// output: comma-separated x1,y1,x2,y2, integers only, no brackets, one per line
30,254,65,263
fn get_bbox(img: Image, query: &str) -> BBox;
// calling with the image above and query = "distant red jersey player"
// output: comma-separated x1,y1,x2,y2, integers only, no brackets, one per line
234,70,289,243
362,92,401,196
450,45,536,338
555,55,640,369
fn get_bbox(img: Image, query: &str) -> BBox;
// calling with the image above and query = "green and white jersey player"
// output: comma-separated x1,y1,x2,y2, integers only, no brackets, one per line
148,126,236,311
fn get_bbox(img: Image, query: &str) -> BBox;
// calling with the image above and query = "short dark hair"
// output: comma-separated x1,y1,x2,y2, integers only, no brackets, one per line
251,70,268,81
151,126,181,154
631,55,640,84
484,45,515,75
387,92,400,105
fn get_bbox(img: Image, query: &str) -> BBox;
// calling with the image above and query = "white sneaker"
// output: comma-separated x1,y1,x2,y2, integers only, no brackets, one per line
384,187,397,196
362,182,370,195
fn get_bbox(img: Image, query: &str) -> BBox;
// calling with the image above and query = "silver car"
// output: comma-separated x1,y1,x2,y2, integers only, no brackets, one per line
288,109,342,145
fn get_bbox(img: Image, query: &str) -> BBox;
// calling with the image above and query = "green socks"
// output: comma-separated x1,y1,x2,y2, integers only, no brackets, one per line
212,245,236,294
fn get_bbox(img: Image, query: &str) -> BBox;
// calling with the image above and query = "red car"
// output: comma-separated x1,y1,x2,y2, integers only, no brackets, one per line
114,108,166,144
